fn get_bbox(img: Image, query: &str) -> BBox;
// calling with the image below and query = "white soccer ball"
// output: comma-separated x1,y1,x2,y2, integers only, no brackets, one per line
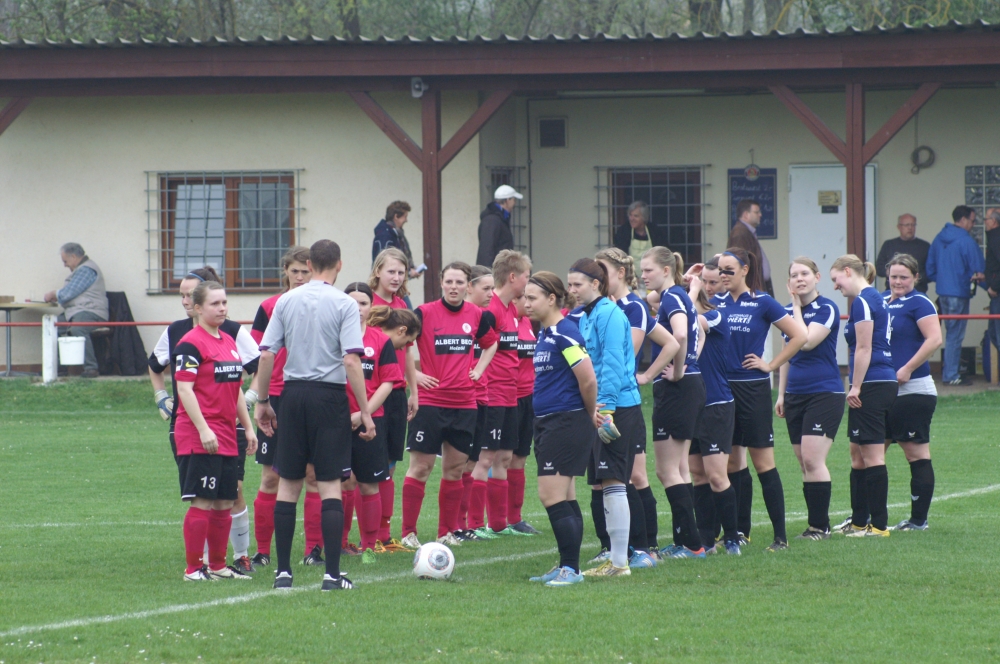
412,542,455,580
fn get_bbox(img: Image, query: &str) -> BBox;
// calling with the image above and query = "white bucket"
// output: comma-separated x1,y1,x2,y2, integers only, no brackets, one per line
58,336,86,365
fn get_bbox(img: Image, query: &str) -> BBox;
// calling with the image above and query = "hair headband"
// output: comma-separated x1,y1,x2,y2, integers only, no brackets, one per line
186,272,206,282
528,277,552,294
570,267,603,283
470,273,491,284
723,251,746,267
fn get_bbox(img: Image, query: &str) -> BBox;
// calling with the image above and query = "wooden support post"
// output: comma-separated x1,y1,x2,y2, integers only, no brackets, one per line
0,97,32,137
421,91,442,302
845,83,866,259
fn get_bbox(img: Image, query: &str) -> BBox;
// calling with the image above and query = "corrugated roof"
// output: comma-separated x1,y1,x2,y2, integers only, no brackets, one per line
0,19,996,49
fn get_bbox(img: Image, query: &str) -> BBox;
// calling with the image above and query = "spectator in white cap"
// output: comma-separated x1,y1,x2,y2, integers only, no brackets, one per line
477,184,523,267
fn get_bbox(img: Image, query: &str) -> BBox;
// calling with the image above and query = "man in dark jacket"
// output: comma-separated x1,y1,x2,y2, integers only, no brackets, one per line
727,199,773,296
984,208,1000,354
476,185,521,267
927,205,986,384
875,213,931,292
613,200,663,268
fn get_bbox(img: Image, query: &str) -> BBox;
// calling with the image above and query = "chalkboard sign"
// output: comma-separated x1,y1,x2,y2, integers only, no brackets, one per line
728,167,777,240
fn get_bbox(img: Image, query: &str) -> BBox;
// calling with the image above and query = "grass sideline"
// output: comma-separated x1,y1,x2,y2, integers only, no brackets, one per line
1,378,999,662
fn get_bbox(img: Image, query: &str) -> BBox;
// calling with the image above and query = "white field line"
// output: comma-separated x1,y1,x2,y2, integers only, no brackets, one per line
0,548,558,639
6,483,1000,530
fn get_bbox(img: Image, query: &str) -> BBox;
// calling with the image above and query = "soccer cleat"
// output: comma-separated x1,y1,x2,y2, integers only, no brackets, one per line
496,525,533,537
472,527,500,540
361,549,377,565
832,517,852,532
510,521,541,535
341,543,362,557
400,532,422,549
273,571,293,589
669,546,707,559
529,566,562,583
251,553,271,568
184,566,215,582
437,532,463,547
582,560,631,577
795,527,831,541
382,538,415,553
454,529,485,542
704,544,719,555
737,532,751,546
889,519,929,531
233,555,255,574
648,549,663,562
321,573,354,591
545,567,585,587
302,545,325,566
847,524,890,538
765,539,789,552
628,550,657,569
207,565,253,580
588,548,611,564
723,540,742,556
837,522,869,536
658,544,682,558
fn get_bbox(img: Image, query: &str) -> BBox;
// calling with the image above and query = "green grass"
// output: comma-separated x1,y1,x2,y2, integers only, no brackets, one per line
1,378,1000,663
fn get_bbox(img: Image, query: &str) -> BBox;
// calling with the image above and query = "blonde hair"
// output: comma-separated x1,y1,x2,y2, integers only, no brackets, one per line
789,256,820,276
885,253,921,285
492,249,532,286
831,254,876,284
369,247,410,299
595,247,639,290
641,246,685,286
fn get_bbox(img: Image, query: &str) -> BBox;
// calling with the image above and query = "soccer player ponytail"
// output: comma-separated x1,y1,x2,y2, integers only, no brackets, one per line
569,258,609,298
368,306,422,338
595,247,639,291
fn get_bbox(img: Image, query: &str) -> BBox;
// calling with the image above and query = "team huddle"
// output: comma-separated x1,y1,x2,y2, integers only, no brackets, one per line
150,237,940,589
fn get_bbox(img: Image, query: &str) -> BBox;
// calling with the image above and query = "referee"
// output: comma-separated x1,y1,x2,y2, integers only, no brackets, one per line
255,240,376,591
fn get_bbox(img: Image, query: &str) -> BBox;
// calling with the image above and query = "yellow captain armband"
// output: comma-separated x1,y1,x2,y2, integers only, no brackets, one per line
561,344,588,367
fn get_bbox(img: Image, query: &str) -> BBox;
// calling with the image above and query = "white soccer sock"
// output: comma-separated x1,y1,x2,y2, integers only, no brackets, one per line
603,484,630,568
203,541,210,565
230,507,250,559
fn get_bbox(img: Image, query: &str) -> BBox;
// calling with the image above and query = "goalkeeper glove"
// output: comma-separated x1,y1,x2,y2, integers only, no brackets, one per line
597,410,621,444
244,388,259,410
154,389,174,421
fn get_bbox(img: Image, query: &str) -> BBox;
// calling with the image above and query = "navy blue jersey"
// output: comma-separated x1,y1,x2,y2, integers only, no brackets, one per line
715,290,788,381
650,285,700,379
884,290,937,380
783,296,844,394
533,318,590,417
617,292,656,361
701,310,733,405
844,287,896,384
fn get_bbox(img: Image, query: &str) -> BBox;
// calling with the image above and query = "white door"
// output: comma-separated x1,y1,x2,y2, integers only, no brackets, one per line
788,163,876,364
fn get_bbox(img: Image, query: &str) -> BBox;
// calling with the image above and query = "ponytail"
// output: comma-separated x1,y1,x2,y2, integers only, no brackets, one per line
594,247,639,291
722,246,762,293
641,246,685,287
569,258,610,298
367,305,422,337
831,254,876,285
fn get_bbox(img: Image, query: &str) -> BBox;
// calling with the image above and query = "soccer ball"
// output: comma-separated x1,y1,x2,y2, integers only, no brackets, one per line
412,542,455,580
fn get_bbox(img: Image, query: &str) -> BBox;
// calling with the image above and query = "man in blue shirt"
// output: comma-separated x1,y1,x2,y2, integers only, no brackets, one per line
44,242,108,378
926,205,986,385
371,200,420,308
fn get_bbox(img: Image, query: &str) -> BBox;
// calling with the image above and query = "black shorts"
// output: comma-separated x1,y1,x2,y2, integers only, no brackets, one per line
483,405,519,452
534,409,594,477
587,405,643,485
469,404,488,462
383,388,409,463
515,395,534,458
178,454,239,502
236,425,247,482
407,405,477,457
886,393,936,444
652,374,706,442
784,392,846,445
848,381,898,444
255,394,281,466
348,416,389,484
276,381,353,482
690,401,735,456
730,379,775,449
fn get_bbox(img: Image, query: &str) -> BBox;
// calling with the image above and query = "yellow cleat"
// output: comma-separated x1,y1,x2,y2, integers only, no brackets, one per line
582,560,631,577
381,538,416,553
846,524,890,538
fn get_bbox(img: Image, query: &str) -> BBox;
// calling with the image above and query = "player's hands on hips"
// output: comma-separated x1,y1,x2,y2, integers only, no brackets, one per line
847,385,862,409
742,354,771,373
245,430,258,456
255,401,277,437
359,412,377,441
469,368,483,382
774,397,785,418
407,393,419,421
416,371,439,390
199,428,219,454
350,411,362,430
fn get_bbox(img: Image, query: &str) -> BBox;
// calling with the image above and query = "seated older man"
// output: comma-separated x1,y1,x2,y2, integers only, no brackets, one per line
44,243,108,378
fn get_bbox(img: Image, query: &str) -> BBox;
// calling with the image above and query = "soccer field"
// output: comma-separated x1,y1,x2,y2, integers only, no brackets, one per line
1,379,999,663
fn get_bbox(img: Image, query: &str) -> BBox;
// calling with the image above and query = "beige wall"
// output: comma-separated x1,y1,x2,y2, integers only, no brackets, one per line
0,91,482,369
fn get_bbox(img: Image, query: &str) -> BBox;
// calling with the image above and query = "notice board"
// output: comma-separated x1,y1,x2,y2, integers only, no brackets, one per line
728,167,777,240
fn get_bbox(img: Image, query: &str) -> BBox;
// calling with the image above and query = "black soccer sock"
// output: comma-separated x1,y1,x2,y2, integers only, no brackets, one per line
320,498,344,579
665,484,703,551
737,467,753,536
568,500,584,570
637,486,659,549
803,481,832,531
273,500,297,574
758,468,787,543
569,499,583,520
865,465,889,531
909,459,934,526
546,501,582,573
692,483,717,548
626,484,648,553
590,489,610,550
850,467,870,527
713,485,739,542
665,486,682,546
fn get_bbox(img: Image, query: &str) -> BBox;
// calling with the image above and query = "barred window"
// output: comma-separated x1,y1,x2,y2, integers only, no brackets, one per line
147,172,302,292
